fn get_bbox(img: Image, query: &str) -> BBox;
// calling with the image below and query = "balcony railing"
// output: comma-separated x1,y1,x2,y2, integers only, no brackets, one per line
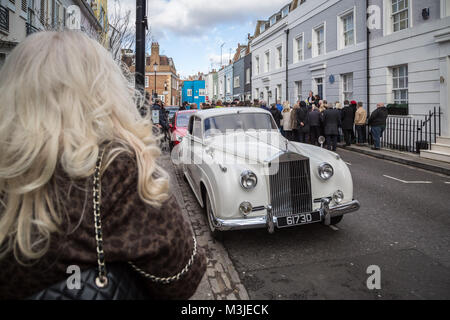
26,22,40,36
0,5,9,33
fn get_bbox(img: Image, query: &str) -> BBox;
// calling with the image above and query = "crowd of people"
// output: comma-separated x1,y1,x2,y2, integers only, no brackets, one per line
178,90,388,151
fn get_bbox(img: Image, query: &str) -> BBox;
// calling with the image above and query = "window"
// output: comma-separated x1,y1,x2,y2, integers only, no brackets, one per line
199,89,206,96
342,73,353,101
296,81,303,102
295,35,303,62
234,76,240,88
246,68,251,84
187,89,193,97
315,78,323,100
392,65,408,104
281,6,289,18
226,77,231,93
21,0,27,11
339,10,355,49
260,23,265,33
392,0,409,32
277,46,282,69
193,117,202,139
265,51,270,72
270,15,277,26
40,0,46,25
145,76,149,88
443,0,450,17
255,56,260,75
313,25,325,57
255,88,260,100
276,84,282,102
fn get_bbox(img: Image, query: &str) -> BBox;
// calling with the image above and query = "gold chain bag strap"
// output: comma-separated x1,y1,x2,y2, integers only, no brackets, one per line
93,148,198,287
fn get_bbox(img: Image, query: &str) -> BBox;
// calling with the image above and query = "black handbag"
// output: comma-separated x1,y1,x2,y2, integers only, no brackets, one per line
28,148,198,300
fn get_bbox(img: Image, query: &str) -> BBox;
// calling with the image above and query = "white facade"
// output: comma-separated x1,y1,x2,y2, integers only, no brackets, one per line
205,72,215,103
251,19,288,105
369,0,450,136
218,67,225,101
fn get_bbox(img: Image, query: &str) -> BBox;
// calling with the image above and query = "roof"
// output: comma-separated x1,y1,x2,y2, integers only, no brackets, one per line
193,107,271,120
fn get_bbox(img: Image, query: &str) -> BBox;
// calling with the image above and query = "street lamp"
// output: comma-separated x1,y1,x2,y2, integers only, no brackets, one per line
153,62,158,100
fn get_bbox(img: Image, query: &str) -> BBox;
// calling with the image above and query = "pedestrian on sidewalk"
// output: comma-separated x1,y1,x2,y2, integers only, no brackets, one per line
0,31,206,300
350,100,358,143
341,100,354,147
296,101,310,144
307,91,315,105
368,103,389,150
309,106,321,146
270,103,282,129
260,100,270,112
354,102,367,145
321,103,341,151
281,101,293,140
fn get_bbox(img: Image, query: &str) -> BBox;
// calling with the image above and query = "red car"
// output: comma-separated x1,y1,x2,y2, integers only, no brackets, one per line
169,110,197,150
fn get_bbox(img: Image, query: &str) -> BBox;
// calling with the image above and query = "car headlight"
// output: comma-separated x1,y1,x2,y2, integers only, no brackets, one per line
318,163,334,180
333,190,344,204
240,170,258,190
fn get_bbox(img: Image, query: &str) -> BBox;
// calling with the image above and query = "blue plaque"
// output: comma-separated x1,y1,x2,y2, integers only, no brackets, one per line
329,75,335,84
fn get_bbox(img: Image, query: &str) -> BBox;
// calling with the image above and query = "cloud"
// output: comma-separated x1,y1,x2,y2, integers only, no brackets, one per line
113,0,289,38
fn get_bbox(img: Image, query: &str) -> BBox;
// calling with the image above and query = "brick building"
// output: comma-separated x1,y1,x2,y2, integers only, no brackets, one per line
144,42,181,106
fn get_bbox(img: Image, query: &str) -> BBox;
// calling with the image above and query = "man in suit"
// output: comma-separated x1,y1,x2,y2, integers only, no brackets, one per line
296,101,310,143
341,100,354,147
322,104,342,151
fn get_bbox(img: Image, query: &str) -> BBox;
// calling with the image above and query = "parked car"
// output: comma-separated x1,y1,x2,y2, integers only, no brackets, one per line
169,109,197,151
175,107,360,238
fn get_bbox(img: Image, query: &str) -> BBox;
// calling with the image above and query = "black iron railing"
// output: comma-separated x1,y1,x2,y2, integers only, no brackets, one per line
0,5,8,32
26,22,40,35
362,107,442,153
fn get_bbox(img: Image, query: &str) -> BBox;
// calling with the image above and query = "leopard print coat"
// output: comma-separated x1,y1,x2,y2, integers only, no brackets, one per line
0,151,206,300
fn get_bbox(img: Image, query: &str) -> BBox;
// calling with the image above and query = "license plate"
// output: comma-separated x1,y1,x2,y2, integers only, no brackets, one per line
277,211,321,228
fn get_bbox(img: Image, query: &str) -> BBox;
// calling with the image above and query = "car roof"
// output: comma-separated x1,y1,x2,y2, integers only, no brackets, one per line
193,107,271,120
177,110,197,114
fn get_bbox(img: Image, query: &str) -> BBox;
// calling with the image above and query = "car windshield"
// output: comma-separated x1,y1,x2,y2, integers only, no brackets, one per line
176,113,194,127
204,113,277,137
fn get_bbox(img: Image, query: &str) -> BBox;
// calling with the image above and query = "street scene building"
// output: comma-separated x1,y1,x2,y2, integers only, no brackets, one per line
1,0,450,305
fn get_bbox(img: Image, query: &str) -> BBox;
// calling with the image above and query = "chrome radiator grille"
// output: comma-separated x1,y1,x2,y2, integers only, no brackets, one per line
269,155,312,218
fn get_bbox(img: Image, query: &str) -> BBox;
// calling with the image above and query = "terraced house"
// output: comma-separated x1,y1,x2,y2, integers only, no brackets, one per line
0,0,107,68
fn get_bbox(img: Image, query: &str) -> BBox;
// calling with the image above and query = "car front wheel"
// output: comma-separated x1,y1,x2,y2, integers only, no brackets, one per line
205,192,223,240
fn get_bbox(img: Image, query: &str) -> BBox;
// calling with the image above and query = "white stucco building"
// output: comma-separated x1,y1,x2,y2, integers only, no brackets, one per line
368,0,450,138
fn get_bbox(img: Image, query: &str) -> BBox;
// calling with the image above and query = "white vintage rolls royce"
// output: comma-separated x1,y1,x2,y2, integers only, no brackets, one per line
173,107,360,237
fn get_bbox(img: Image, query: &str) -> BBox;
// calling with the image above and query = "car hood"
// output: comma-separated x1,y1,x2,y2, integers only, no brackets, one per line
203,131,338,165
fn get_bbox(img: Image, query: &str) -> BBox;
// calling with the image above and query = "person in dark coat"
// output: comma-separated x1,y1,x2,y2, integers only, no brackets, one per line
270,104,282,128
368,103,389,150
341,101,355,146
296,101,310,143
350,100,358,143
308,106,321,146
151,99,169,131
322,105,342,151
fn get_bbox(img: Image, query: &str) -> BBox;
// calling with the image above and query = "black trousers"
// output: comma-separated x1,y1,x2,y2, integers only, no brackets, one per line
298,131,309,144
309,126,320,145
326,135,338,151
343,129,353,146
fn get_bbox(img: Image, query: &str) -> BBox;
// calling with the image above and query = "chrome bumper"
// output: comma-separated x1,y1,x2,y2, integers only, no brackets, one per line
214,199,360,233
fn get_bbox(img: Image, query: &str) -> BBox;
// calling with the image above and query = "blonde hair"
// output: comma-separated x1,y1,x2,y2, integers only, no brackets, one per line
282,101,291,112
0,31,169,263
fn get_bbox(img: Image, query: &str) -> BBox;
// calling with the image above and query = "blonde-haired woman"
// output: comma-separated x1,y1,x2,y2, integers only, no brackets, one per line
281,101,293,140
0,31,205,299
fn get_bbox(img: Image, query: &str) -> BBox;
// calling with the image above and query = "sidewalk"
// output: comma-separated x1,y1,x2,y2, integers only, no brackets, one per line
159,153,249,300
339,144,450,176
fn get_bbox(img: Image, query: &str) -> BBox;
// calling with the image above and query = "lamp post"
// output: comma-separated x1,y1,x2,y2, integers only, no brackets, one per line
153,62,158,100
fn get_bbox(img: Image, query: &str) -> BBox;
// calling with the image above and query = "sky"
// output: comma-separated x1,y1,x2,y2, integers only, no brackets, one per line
109,0,290,78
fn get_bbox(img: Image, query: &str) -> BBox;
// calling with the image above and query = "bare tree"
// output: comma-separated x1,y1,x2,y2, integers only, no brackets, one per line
108,0,152,62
